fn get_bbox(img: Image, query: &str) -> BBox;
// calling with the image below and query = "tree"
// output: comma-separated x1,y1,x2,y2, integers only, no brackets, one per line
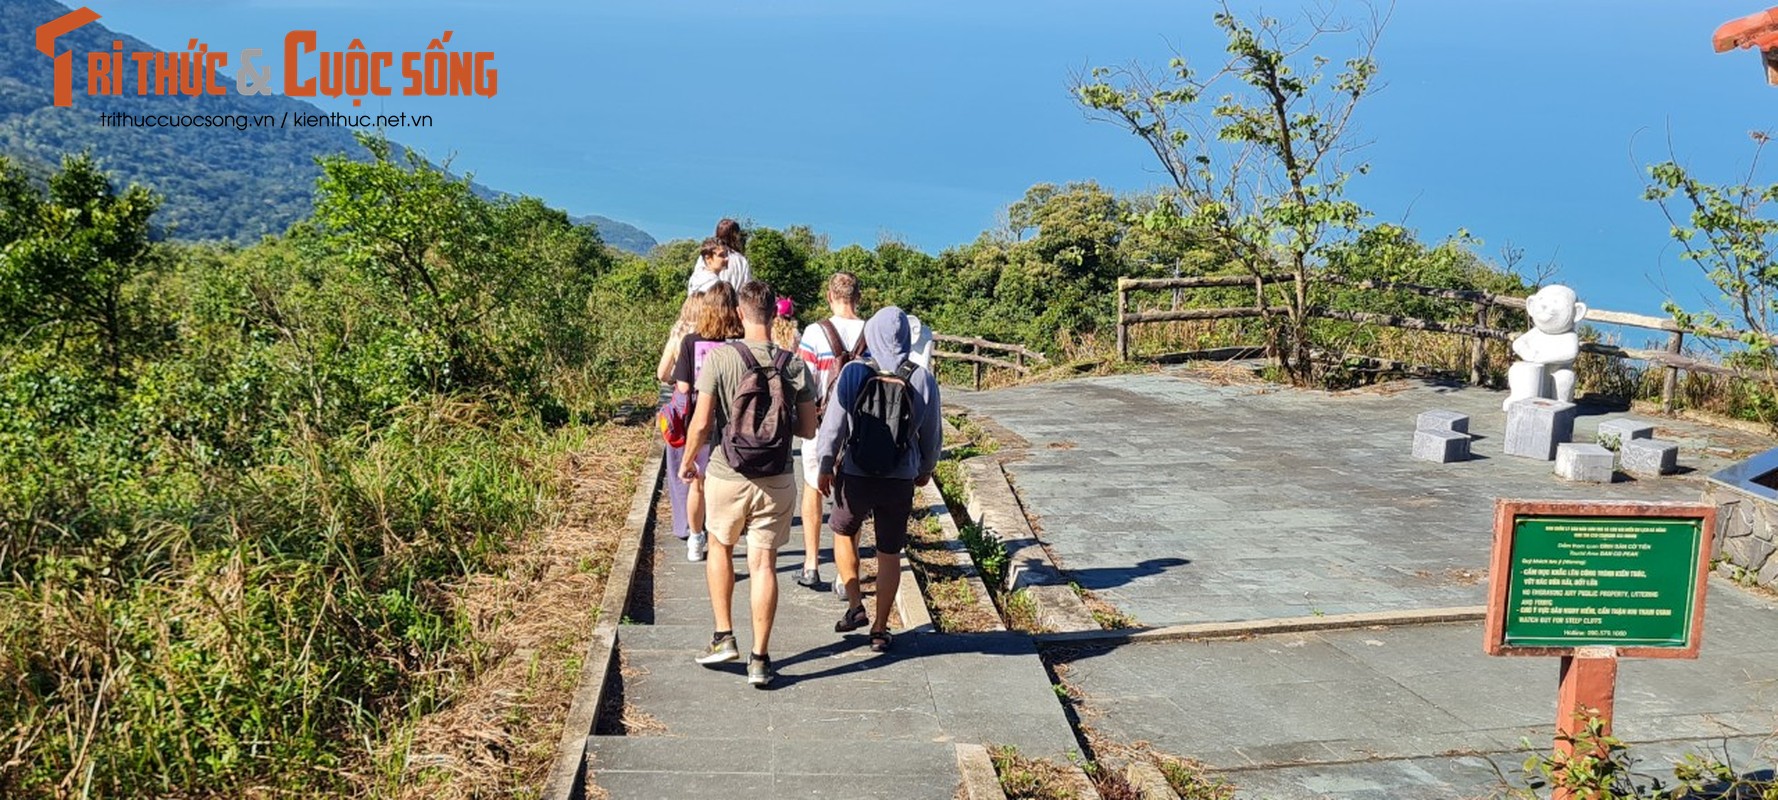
1074,2,1385,383
747,227,824,310
1644,131,1778,423
0,153,160,385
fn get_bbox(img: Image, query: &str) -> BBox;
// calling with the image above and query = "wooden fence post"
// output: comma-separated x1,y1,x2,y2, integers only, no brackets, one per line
1471,302,1488,386
972,342,982,391
1116,283,1128,362
1662,331,1684,414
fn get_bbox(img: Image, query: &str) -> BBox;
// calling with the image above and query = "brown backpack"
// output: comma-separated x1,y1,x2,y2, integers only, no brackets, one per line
815,319,867,419
720,342,796,478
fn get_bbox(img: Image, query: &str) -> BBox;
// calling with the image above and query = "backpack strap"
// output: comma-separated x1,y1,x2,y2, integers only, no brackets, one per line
848,330,869,360
729,340,762,370
817,319,844,362
770,346,793,372
893,360,918,381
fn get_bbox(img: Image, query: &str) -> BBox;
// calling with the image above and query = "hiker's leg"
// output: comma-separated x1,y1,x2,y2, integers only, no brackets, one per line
828,473,867,610
800,480,822,573
706,538,736,632
799,439,822,572
687,444,711,533
702,475,747,632
688,476,706,534
747,543,778,656
833,528,861,607
747,473,797,657
873,551,900,631
871,479,916,631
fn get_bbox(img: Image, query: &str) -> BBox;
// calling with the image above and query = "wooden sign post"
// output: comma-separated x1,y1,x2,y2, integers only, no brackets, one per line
1484,500,1714,799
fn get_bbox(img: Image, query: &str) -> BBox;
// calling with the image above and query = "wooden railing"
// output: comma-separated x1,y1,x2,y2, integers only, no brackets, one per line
1115,274,1753,413
932,333,1048,390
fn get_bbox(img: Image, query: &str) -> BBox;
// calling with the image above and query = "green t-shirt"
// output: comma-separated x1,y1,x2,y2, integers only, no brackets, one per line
694,338,816,481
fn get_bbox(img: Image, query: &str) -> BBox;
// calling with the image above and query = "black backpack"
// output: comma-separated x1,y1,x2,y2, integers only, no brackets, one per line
842,359,920,477
721,342,796,478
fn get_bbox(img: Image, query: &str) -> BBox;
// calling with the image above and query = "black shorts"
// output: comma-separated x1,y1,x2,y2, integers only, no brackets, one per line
828,473,916,555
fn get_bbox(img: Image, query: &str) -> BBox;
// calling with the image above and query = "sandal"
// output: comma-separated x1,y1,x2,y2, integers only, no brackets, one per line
869,629,894,653
835,605,869,633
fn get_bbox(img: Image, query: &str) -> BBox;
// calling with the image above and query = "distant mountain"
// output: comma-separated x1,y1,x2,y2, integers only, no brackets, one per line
569,214,656,255
0,0,655,252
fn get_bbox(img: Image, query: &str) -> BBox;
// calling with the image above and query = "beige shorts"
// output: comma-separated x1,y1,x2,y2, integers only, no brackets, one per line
703,472,798,551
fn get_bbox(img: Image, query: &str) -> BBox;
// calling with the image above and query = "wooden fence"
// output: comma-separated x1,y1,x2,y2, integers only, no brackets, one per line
1115,274,1754,413
932,333,1047,390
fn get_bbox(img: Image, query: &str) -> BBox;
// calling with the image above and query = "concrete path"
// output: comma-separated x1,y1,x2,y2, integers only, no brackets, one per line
583,471,1081,799
1055,582,1778,799
955,372,1765,627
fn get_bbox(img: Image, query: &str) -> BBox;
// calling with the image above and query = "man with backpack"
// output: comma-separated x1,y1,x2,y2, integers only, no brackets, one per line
793,272,867,593
679,280,818,687
815,306,942,654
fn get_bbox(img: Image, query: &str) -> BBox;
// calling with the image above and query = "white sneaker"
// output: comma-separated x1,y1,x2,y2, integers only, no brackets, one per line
687,532,708,562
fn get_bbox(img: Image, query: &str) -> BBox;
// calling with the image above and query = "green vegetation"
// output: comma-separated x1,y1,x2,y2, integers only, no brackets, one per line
1644,133,1778,427
959,522,1008,590
0,134,678,797
1075,6,1382,383
1510,715,1775,799
989,745,1083,800
1152,754,1236,800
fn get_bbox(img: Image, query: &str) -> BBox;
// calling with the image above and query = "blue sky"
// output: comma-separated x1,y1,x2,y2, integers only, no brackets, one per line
67,0,1777,319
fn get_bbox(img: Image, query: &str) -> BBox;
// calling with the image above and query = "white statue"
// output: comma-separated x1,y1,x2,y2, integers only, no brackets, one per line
1503,285,1588,410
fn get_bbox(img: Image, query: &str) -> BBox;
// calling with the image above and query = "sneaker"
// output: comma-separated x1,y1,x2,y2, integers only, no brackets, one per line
795,567,826,591
833,576,849,602
687,532,707,562
695,633,739,666
747,654,776,687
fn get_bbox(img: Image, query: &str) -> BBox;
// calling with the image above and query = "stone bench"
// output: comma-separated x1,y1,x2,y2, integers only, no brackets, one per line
1621,438,1678,477
1413,429,1470,463
1555,442,1615,482
1596,417,1655,448
1416,410,1469,434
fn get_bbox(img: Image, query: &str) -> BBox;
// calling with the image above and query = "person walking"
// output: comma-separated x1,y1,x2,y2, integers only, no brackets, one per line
816,307,941,654
792,272,867,592
689,218,751,294
667,282,743,560
679,281,817,687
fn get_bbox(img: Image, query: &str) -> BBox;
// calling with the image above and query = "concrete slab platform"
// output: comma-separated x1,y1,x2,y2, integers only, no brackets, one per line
1052,583,1778,798
955,374,1761,626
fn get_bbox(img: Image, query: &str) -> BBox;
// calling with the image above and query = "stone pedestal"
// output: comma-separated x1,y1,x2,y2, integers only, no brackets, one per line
1416,410,1469,434
1704,478,1778,590
1555,443,1615,482
1596,418,1655,448
1413,429,1470,463
1620,439,1678,476
1504,398,1576,460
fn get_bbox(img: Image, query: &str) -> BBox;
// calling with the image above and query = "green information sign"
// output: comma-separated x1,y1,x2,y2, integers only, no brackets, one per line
1501,515,1704,649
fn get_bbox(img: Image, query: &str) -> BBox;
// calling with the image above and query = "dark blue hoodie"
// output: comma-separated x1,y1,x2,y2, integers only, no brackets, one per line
815,307,942,480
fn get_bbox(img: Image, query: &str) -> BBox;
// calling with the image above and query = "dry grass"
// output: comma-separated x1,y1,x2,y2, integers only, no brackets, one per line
385,423,652,800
